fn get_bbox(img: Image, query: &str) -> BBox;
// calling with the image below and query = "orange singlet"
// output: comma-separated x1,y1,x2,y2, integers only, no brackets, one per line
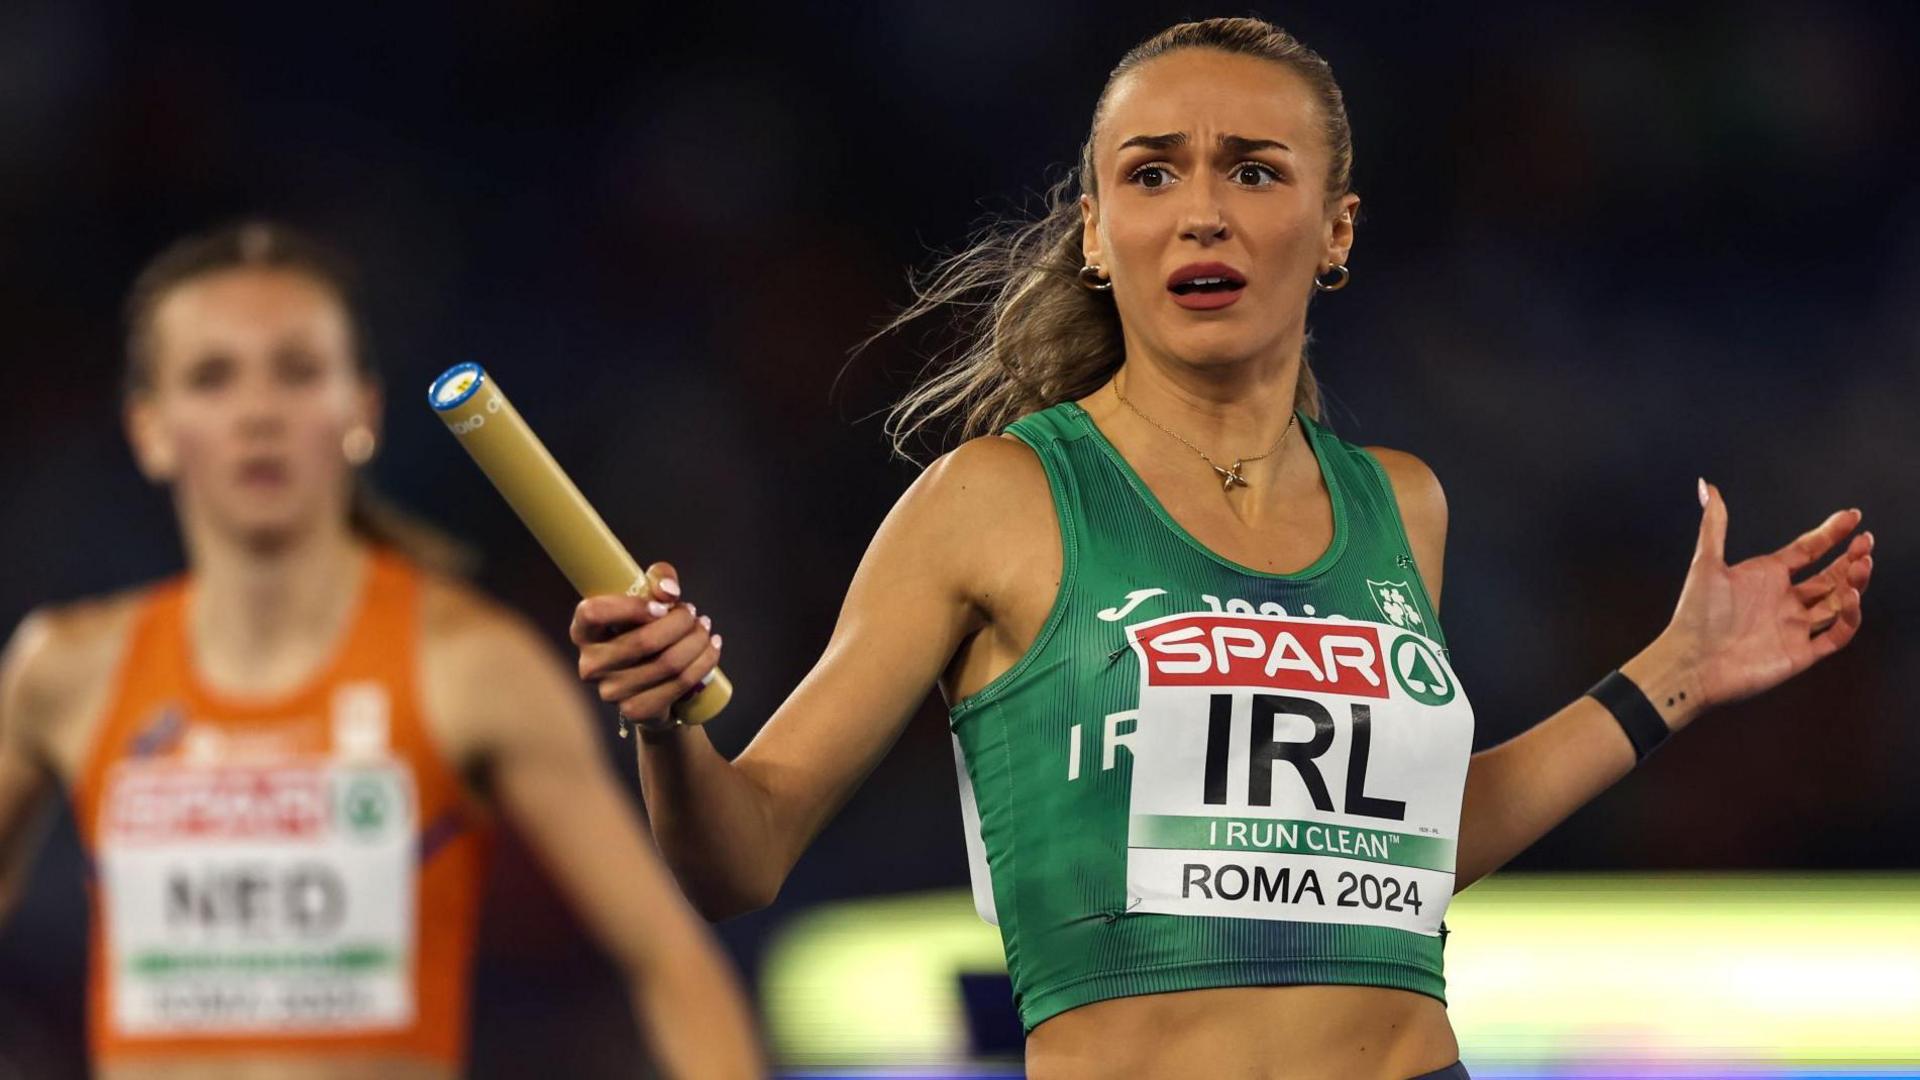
73,550,490,1070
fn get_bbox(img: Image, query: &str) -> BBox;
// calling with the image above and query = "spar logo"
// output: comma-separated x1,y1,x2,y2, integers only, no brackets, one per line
1128,614,1387,699
1390,635,1455,706
339,775,394,838
105,765,330,842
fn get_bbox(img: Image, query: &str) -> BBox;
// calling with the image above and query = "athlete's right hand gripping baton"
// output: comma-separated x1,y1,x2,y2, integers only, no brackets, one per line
427,362,731,726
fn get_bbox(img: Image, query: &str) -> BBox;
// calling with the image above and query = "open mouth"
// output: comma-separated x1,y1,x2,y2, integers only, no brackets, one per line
1168,276,1245,296
236,459,291,487
1167,263,1247,308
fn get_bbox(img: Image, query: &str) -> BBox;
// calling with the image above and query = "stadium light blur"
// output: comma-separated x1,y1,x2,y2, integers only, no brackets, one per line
761,873,1920,1072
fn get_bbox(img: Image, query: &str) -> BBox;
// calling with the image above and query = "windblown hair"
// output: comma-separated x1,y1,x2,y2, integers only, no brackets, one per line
124,221,477,576
870,17,1354,465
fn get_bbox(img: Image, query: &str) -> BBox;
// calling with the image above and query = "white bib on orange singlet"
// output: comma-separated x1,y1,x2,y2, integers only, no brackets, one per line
97,759,418,1034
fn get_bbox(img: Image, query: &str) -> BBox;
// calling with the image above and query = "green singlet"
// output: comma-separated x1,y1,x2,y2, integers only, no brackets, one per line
950,399,1476,1032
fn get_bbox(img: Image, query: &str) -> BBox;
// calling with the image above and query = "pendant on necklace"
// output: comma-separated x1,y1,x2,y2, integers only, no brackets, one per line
1212,460,1249,491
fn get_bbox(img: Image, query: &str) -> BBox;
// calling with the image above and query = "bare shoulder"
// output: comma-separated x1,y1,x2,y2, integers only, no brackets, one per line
1361,446,1448,537
902,433,1055,608
912,433,1054,542
917,432,1050,512
1,589,148,758
418,573,567,690
421,572,535,648
416,573,583,758
1360,446,1449,605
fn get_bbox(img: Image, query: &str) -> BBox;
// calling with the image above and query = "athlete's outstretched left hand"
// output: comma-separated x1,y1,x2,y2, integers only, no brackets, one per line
1658,478,1873,722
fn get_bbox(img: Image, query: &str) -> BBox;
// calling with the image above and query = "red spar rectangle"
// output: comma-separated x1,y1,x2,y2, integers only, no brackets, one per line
1128,615,1389,698
105,765,330,842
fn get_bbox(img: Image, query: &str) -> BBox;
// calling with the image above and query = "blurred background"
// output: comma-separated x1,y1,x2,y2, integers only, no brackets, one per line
1,2,1914,1076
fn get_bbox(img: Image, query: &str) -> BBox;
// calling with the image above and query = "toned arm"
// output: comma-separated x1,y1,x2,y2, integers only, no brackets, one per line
421,583,764,1078
0,598,137,925
576,434,1043,919
0,614,57,925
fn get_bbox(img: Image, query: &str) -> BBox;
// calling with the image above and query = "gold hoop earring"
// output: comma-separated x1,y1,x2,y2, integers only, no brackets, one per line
1313,265,1351,292
1078,264,1113,291
342,426,377,466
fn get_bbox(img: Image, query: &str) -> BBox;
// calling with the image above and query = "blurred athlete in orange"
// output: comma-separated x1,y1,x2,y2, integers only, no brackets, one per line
0,222,763,1079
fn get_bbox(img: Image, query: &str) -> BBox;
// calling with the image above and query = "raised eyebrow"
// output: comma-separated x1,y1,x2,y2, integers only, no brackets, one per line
181,352,235,381
1115,132,1292,156
1117,132,1186,153
1221,135,1291,156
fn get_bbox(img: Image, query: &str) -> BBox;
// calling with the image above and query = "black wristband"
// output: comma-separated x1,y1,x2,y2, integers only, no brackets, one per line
1585,669,1671,764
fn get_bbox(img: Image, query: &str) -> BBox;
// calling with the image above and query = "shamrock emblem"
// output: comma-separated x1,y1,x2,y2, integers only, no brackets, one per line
1375,584,1423,628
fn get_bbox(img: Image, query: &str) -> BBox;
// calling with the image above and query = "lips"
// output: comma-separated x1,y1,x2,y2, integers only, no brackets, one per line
1167,262,1246,310
236,458,291,487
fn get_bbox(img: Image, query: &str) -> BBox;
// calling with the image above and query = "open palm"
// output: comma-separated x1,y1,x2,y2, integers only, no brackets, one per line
1666,479,1874,711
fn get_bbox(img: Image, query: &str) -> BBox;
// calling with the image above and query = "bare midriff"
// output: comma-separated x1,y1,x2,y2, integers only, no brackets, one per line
1025,984,1459,1080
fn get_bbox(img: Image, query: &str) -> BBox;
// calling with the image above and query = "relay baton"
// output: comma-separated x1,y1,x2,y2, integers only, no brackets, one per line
427,362,731,726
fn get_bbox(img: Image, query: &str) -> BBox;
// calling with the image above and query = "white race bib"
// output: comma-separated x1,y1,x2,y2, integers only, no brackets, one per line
97,760,418,1034
1123,611,1473,934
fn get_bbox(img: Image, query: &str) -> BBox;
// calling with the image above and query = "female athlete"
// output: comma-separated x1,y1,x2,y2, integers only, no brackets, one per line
0,223,762,1079
569,18,1874,1080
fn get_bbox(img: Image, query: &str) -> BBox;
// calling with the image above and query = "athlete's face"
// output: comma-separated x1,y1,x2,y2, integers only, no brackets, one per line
1082,49,1359,371
127,268,377,550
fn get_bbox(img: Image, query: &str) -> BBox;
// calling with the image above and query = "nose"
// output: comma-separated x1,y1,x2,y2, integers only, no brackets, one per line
1179,181,1230,246
234,371,289,439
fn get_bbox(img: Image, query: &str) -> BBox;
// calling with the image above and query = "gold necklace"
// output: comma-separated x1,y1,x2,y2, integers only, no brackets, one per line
1112,376,1296,491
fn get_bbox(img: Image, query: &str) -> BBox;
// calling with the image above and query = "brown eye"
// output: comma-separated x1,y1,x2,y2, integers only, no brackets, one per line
1234,163,1279,187
278,354,323,386
184,355,234,392
1128,164,1172,189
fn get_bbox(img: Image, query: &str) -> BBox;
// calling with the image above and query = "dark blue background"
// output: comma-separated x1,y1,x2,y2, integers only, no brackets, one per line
2,3,1914,1074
